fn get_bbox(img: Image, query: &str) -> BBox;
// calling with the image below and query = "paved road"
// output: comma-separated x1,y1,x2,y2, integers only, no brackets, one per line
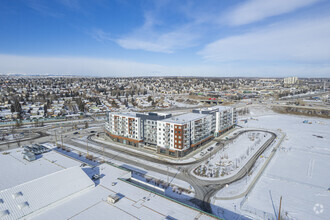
3,122,277,216
79,129,277,214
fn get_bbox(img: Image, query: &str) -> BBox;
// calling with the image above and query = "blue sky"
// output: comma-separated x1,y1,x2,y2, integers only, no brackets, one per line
0,0,330,77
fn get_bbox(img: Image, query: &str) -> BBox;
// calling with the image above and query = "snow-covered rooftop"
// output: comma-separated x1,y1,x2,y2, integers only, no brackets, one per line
110,112,137,117
0,166,94,220
0,148,81,191
161,113,207,124
0,148,217,220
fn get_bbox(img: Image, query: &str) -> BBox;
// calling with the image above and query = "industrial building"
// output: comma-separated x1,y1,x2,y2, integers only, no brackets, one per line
0,147,217,220
105,106,237,157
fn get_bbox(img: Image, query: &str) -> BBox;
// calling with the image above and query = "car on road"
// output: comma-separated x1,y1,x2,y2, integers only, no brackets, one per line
90,131,96,133
73,132,79,135
207,147,214,151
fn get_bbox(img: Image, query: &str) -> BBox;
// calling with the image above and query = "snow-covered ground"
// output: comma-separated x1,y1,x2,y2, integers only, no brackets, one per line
215,131,283,199
193,131,272,180
213,113,330,220
48,141,191,193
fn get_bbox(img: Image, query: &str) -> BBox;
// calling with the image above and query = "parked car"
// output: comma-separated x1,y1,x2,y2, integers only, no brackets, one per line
92,174,101,180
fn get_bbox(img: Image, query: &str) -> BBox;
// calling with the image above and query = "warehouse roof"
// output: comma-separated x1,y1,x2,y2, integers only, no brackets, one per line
0,166,94,220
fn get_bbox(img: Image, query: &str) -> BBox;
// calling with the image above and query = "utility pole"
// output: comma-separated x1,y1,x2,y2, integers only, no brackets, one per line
102,144,105,162
61,134,63,149
278,196,282,220
86,138,89,156
55,130,57,147
167,166,169,183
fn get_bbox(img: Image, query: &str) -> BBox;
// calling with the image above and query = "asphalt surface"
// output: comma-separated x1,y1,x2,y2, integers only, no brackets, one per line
80,129,277,214
2,121,277,216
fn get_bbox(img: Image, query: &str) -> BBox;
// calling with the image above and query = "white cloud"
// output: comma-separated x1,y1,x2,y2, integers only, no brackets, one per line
89,28,113,42
0,54,164,76
0,54,329,77
224,0,320,26
199,16,330,63
114,6,200,53
116,28,198,53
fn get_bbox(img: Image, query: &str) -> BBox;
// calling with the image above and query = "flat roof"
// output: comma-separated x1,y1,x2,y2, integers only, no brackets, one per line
0,147,81,191
0,167,94,220
161,113,207,124
198,105,232,112
32,163,216,220
0,148,217,220
110,112,137,117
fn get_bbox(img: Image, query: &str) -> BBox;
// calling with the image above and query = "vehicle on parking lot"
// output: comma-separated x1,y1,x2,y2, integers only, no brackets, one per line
92,174,101,180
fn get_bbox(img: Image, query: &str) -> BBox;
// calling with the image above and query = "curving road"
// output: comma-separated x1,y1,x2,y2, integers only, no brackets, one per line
78,128,277,214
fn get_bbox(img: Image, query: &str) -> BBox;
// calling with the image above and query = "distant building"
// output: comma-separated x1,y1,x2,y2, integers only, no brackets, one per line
284,77,298,85
105,106,237,157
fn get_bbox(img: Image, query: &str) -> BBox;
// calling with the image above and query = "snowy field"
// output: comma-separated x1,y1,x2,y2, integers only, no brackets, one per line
213,113,330,220
193,131,271,179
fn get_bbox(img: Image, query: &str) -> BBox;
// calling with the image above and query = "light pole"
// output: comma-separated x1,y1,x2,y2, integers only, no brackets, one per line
86,138,89,157
244,166,248,185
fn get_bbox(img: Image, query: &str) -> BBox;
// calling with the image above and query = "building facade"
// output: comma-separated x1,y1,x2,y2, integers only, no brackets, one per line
105,112,143,146
193,106,237,136
105,106,237,157
284,77,298,85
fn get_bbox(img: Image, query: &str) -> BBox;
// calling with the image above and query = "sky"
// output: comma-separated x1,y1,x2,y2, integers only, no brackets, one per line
0,0,330,77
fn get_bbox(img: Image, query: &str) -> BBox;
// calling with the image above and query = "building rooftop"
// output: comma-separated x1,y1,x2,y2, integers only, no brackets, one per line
0,166,94,220
0,148,217,220
198,105,232,112
111,112,137,117
161,113,207,124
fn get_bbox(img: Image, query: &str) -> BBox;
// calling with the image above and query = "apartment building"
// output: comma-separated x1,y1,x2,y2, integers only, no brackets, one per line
193,106,237,136
105,112,171,147
105,106,237,157
105,112,143,146
157,113,213,157
284,77,298,85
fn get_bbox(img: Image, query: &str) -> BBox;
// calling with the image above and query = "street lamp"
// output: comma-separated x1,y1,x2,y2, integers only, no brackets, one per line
244,166,248,185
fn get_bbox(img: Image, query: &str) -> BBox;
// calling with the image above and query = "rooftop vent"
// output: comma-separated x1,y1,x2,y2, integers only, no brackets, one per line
18,202,29,210
0,210,9,218
12,191,23,199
